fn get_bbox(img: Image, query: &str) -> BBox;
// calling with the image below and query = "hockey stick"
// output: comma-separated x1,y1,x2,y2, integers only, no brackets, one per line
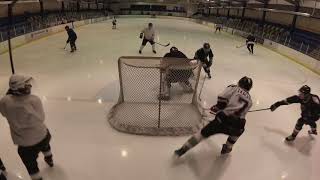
236,44,246,48
198,74,207,101
63,43,68,50
248,108,270,112
155,41,170,47
203,107,270,113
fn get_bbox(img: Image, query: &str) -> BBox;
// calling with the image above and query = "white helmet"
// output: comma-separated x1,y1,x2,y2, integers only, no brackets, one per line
9,74,33,91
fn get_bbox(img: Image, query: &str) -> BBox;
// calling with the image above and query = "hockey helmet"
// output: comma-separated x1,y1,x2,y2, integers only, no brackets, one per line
299,85,311,94
203,43,210,49
170,46,178,53
238,76,253,91
65,25,70,30
9,74,33,91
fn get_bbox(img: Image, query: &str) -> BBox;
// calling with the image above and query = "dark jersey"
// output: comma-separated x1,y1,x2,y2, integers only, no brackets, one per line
285,94,320,118
112,19,117,25
246,35,255,44
164,50,187,58
163,51,192,82
67,29,77,41
194,48,213,62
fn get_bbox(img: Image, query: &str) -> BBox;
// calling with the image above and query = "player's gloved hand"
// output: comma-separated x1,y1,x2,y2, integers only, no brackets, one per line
210,105,219,114
139,33,143,39
270,102,281,111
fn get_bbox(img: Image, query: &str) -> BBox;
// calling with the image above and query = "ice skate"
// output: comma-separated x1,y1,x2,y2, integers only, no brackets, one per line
207,73,212,79
158,94,170,101
221,144,232,154
174,148,187,157
44,155,54,167
285,135,296,142
139,50,142,54
308,129,317,135
153,50,157,54
0,173,6,180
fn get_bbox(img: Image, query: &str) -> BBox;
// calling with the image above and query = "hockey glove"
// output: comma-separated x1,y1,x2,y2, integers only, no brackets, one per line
270,101,284,111
139,33,143,39
210,105,220,114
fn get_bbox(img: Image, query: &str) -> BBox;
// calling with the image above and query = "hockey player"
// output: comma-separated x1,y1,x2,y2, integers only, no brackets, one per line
270,85,320,141
159,47,193,100
112,16,117,29
65,25,77,53
164,46,188,58
174,76,253,156
0,159,6,180
139,23,156,54
0,75,54,180
246,34,256,54
215,23,222,33
194,43,214,79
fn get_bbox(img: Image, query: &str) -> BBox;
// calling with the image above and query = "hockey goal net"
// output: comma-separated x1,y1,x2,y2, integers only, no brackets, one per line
108,56,205,136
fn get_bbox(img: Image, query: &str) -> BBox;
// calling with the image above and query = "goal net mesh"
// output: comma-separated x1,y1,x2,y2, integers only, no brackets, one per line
108,56,206,136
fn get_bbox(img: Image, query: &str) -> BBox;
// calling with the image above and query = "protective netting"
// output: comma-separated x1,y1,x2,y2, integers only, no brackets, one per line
108,56,206,136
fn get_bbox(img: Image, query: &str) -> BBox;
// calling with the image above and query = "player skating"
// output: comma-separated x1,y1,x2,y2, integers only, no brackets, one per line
194,43,214,79
246,34,256,54
139,23,156,54
0,159,6,180
112,16,117,29
174,76,253,156
0,75,54,180
65,25,77,53
215,23,222,33
270,85,320,141
159,47,194,100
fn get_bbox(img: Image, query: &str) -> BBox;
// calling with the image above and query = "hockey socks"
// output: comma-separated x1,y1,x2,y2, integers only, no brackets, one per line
175,132,204,157
308,128,317,135
221,136,239,154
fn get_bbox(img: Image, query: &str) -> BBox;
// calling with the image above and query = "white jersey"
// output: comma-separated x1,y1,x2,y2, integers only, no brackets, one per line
218,85,252,119
0,94,47,146
142,27,155,40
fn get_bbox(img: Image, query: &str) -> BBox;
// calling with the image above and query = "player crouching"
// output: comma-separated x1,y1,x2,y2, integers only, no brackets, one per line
159,47,194,100
65,26,77,53
174,76,253,157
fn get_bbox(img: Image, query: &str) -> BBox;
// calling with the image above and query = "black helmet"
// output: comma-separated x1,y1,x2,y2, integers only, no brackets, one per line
299,85,311,94
65,25,69,30
203,43,210,49
238,76,253,91
148,23,153,27
170,46,178,53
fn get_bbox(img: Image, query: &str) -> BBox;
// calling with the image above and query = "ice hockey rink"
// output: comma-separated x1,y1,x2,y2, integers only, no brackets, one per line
0,17,319,180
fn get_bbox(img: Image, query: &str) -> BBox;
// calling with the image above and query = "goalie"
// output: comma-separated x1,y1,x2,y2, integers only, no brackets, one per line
159,47,195,100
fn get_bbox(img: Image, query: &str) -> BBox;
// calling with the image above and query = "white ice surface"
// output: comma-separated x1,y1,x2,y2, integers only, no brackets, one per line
0,18,319,180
